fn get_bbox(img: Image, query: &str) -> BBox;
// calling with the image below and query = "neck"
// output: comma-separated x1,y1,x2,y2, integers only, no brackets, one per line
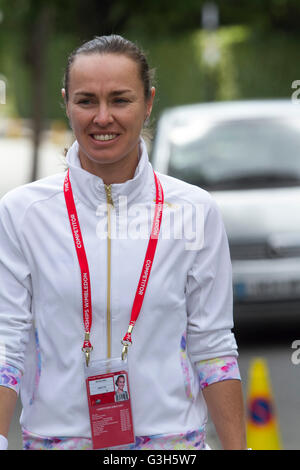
78,146,140,185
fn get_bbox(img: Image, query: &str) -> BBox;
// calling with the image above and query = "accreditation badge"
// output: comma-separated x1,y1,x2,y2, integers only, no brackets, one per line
84,357,135,449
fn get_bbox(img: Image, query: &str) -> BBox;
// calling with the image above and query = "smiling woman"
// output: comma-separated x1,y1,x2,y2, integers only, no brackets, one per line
0,35,246,452
61,36,155,184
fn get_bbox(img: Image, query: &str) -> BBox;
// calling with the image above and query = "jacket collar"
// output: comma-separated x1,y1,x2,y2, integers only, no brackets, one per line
65,138,154,209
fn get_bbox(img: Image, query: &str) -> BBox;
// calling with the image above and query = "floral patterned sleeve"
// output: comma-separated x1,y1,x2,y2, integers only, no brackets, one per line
195,356,241,390
0,363,22,394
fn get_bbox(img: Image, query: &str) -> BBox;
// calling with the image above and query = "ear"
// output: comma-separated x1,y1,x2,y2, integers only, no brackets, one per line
145,87,156,120
61,88,69,118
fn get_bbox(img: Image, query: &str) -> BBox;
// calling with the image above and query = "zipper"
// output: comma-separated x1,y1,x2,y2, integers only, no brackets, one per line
104,184,113,359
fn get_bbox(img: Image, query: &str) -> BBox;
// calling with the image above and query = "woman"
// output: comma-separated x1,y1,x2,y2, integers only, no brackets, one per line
0,35,247,450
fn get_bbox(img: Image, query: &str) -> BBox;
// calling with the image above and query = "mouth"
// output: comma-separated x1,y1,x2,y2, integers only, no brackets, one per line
90,133,120,143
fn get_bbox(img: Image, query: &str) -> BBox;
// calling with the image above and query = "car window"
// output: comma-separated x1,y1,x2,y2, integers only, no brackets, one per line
168,118,300,190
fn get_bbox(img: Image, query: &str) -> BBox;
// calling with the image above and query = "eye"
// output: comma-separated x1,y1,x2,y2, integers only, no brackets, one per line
77,99,92,105
114,98,130,104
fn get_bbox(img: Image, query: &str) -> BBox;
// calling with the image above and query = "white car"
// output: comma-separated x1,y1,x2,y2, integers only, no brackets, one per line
151,100,300,322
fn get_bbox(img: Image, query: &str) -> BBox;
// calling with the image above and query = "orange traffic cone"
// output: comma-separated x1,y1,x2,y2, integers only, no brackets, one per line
246,358,282,450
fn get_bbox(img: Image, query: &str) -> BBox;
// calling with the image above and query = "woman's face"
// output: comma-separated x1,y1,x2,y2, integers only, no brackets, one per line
63,53,155,176
117,377,125,390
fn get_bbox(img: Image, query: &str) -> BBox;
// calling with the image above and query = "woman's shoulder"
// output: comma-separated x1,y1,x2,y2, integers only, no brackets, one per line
0,172,66,214
155,171,214,206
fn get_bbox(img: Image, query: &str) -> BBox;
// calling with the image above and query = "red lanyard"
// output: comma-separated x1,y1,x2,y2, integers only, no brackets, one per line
63,169,164,365
121,171,164,360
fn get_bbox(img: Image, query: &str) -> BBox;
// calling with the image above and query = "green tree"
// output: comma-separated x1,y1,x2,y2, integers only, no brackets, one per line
1,0,299,181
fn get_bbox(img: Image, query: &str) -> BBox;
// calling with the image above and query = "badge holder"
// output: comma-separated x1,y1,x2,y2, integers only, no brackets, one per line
84,357,135,450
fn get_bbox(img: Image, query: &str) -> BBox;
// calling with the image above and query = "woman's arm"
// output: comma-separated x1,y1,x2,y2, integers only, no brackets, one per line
185,198,247,448
202,378,247,450
0,386,18,448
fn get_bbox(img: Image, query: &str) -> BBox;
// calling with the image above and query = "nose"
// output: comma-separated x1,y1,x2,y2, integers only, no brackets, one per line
93,103,114,127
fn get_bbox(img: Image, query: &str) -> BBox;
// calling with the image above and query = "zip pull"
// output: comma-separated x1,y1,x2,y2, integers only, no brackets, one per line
104,184,114,207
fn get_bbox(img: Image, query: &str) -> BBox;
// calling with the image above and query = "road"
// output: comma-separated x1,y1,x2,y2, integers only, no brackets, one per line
0,134,71,197
207,317,300,450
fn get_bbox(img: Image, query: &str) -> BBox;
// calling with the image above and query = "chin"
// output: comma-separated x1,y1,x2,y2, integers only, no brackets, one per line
78,136,138,169
80,146,121,166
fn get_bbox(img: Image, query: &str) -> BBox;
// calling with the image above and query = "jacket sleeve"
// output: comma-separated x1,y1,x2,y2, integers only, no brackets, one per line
0,364,22,394
0,197,33,385
185,196,238,363
194,356,241,389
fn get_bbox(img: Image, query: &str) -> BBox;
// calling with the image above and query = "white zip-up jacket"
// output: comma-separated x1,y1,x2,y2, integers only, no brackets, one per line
0,138,238,440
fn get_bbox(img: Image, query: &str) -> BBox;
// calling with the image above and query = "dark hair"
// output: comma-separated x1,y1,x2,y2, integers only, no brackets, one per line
115,375,125,386
63,34,155,103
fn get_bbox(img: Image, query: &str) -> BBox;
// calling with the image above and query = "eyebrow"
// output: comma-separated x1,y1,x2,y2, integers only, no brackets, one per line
74,89,133,97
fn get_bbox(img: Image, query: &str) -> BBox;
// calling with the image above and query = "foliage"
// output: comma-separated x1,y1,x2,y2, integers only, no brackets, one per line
0,0,299,121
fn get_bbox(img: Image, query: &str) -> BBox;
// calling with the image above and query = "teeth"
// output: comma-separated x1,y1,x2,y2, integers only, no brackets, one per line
93,134,117,141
